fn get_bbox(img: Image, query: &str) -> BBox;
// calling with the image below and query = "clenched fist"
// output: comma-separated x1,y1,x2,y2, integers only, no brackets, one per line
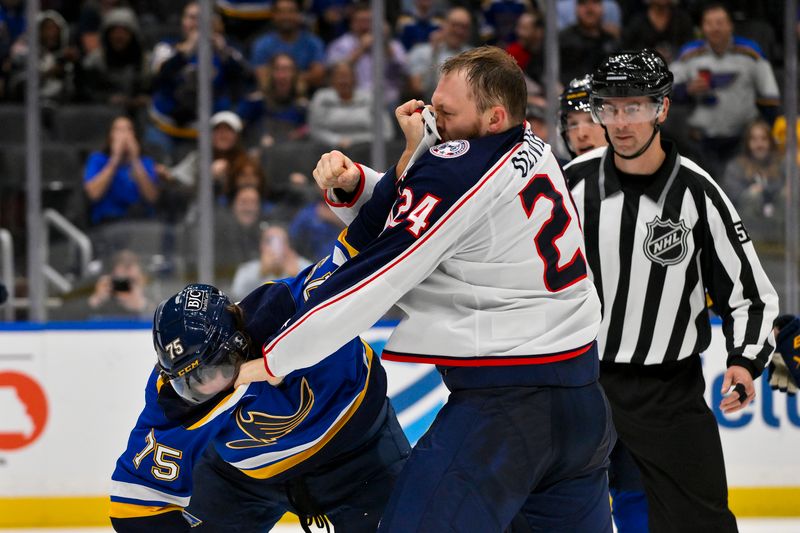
312,150,361,193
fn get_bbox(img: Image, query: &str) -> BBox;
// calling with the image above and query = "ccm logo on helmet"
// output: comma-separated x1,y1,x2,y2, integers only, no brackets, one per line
185,289,209,312
177,359,201,377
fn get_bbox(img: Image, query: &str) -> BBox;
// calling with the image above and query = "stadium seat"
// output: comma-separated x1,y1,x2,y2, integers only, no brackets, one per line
261,140,329,193
0,105,28,144
52,105,125,146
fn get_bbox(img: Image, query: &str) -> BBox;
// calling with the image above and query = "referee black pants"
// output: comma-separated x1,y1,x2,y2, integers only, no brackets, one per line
600,356,738,533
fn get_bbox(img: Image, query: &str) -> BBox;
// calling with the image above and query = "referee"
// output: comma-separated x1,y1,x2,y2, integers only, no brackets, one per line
564,49,779,531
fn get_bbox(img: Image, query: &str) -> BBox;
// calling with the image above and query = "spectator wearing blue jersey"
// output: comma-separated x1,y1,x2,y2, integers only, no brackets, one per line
0,0,24,76
288,196,345,262
146,1,251,161
250,0,326,93
0,0,24,44
84,115,159,226
395,0,443,51
308,0,352,43
480,0,530,47
216,0,272,46
238,52,309,148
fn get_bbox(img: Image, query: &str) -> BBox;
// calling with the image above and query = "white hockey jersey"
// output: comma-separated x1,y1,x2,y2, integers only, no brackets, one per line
264,123,602,383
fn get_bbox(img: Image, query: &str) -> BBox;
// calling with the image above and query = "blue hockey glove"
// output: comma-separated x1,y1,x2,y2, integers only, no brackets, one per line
768,315,800,395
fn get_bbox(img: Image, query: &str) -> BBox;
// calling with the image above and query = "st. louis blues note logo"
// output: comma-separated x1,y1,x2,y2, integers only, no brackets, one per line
430,140,469,158
644,216,690,266
226,378,314,449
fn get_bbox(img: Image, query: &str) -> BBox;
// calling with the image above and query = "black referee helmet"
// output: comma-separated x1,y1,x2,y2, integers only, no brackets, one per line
590,48,673,101
590,49,673,159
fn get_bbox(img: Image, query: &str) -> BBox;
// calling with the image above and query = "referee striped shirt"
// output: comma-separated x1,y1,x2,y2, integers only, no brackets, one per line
565,140,778,375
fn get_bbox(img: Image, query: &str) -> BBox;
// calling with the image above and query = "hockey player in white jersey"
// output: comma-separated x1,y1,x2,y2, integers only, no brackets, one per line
236,46,615,532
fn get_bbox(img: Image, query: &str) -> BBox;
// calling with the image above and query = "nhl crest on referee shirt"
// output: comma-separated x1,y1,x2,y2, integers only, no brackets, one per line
644,216,690,266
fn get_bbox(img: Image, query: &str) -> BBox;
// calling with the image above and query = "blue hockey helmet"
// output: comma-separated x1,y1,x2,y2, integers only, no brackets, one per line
153,284,250,404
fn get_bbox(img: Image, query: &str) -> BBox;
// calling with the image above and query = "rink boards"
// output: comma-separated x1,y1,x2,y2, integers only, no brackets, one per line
0,320,798,526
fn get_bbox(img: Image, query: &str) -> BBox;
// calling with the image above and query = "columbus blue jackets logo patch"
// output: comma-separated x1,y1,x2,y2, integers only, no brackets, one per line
430,140,469,158
644,217,689,266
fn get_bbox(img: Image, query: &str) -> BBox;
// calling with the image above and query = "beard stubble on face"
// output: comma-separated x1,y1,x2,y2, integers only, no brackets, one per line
440,114,485,142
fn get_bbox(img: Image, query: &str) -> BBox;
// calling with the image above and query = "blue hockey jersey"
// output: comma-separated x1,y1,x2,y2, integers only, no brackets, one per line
109,252,388,523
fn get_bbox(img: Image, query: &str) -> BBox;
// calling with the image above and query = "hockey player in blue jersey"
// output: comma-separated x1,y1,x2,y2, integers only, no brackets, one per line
109,249,410,532
236,46,615,532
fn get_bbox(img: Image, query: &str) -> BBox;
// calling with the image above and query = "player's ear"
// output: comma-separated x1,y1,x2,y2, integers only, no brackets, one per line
486,106,507,133
657,97,670,125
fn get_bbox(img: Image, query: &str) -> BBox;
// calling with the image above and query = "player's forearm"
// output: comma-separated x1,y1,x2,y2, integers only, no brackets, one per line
264,278,402,377
325,163,384,225
396,148,414,179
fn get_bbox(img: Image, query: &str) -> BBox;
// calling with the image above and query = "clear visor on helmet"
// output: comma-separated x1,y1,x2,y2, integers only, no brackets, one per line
169,349,244,404
590,98,662,125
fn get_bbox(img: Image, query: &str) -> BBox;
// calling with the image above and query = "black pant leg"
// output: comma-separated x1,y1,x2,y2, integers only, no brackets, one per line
304,402,411,532
600,358,738,533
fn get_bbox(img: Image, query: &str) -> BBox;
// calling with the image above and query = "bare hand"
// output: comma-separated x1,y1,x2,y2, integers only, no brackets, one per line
211,159,229,180
312,150,361,192
111,135,126,159
126,134,140,159
155,163,172,181
212,32,227,54
178,30,199,55
395,99,427,152
429,29,444,48
88,275,112,308
719,365,756,414
359,33,374,51
234,359,283,388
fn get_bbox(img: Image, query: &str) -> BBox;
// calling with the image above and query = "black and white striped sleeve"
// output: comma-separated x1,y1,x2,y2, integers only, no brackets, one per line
695,169,779,377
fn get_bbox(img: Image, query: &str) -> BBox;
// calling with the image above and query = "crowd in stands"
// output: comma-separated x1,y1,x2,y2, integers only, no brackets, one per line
0,0,794,320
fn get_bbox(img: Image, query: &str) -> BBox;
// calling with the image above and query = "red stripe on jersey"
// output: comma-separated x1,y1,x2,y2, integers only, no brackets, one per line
325,163,367,208
381,342,593,366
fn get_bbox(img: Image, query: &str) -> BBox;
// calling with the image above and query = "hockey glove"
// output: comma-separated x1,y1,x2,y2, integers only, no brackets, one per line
768,315,800,395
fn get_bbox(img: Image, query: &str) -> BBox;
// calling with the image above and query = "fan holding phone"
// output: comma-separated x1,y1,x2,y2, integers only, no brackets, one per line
88,250,152,318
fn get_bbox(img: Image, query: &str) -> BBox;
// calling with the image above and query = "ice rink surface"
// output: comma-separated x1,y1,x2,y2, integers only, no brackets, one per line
2,520,800,532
